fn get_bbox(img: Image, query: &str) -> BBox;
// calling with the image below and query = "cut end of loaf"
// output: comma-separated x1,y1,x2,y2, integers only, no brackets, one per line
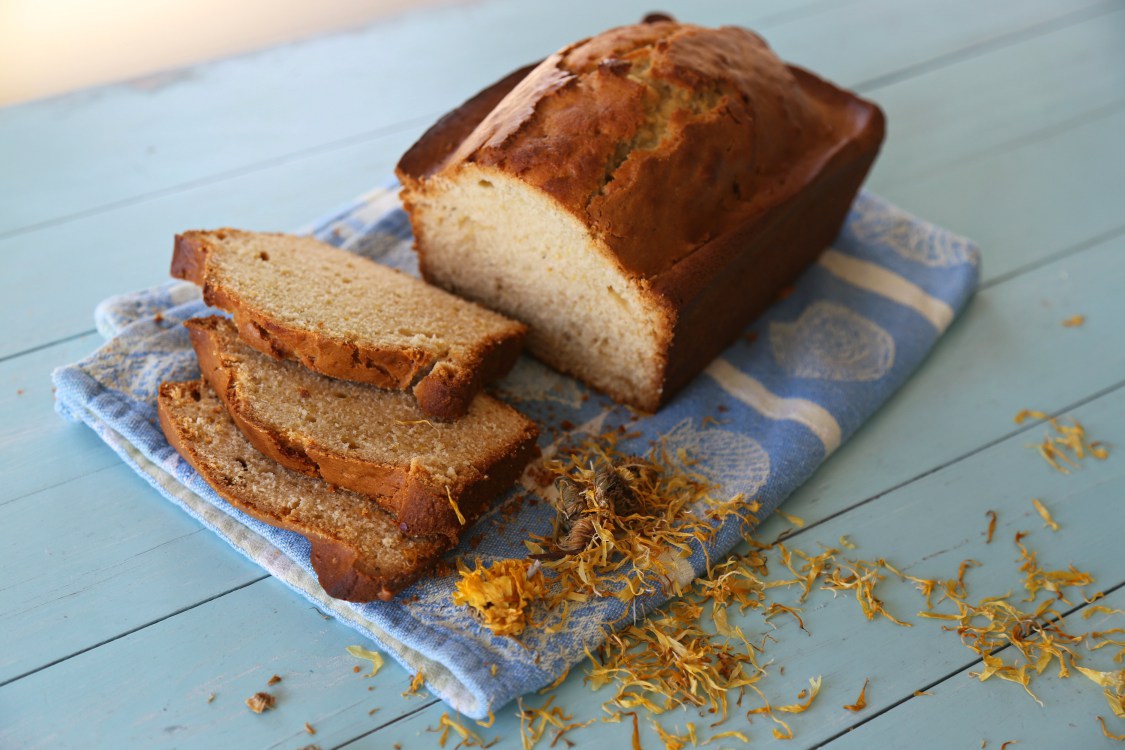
403,167,672,411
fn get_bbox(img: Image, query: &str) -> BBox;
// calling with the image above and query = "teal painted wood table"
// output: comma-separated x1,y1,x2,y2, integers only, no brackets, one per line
2,1,1123,747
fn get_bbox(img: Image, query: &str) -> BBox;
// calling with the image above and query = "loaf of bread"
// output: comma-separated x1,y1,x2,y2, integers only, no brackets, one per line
397,17,885,411
185,315,539,540
172,229,527,420
158,380,451,601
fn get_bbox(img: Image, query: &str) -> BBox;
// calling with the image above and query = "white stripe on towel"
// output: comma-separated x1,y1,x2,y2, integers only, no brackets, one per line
819,249,955,332
706,359,842,454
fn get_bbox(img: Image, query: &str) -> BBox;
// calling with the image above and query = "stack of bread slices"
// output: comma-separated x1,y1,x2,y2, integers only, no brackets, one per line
158,229,539,602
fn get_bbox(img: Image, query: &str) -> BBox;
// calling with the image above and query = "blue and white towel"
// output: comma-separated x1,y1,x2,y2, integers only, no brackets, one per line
52,183,979,719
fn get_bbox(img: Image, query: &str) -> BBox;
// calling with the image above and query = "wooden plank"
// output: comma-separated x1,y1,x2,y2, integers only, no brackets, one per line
2,5,1122,358
873,104,1125,286
0,332,120,504
0,0,1109,238
3,225,1122,743
0,0,839,237
0,577,438,750
868,6,1125,187
6,355,1116,746
823,587,1125,750
0,463,264,684
355,378,1125,749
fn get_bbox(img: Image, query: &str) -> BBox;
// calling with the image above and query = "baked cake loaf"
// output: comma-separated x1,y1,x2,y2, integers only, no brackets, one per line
172,229,527,420
157,380,450,601
186,315,539,540
397,17,885,411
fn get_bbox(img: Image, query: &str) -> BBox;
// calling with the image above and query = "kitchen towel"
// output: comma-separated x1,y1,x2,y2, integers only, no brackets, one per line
53,182,979,719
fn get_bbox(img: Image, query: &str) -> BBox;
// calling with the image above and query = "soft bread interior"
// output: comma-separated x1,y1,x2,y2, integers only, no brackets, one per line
408,167,669,409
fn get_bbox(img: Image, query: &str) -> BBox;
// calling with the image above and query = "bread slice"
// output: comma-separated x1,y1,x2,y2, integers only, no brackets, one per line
186,315,539,540
172,228,527,420
157,380,450,602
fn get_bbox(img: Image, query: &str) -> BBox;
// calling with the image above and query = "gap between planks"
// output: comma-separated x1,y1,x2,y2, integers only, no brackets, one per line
0,328,97,365
0,0,1117,242
0,115,437,243
849,0,1120,92
0,574,267,689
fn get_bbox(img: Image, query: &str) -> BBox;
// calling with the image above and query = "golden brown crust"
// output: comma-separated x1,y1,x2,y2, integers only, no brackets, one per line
171,231,527,420
397,20,885,412
186,316,539,541
157,381,450,601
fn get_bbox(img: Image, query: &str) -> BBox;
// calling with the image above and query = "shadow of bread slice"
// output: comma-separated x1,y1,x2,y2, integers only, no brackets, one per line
172,228,527,420
186,315,539,540
157,380,450,602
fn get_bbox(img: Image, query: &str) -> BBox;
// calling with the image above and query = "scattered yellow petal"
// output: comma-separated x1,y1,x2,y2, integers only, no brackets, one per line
1019,410,1110,472
346,645,384,677
843,679,869,712
1031,498,1060,531
775,676,822,713
709,730,750,743
1077,667,1125,718
447,486,467,526
1014,409,1050,424
1061,314,1086,328
452,559,547,637
402,670,425,698
1098,716,1125,741
985,510,997,544
429,712,497,748
839,535,858,550
777,510,806,528
1084,606,1125,619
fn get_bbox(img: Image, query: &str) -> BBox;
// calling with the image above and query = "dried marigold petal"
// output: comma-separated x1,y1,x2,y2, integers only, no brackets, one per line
453,558,547,637
1031,498,1060,531
346,645,384,677
985,510,998,544
446,486,467,526
403,670,426,698
843,679,869,712
776,511,805,528
1097,716,1125,741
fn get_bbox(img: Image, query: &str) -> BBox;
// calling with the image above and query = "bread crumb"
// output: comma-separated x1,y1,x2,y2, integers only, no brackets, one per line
245,692,275,713
207,692,215,703
267,674,282,686
305,722,316,734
